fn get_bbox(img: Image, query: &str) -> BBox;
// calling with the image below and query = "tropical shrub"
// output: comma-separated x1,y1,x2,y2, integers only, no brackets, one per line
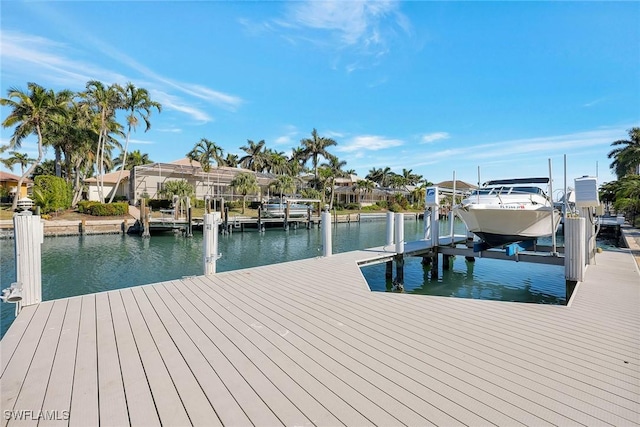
388,202,403,212
158,180,194,199
32,175,72,214
77,201,128,216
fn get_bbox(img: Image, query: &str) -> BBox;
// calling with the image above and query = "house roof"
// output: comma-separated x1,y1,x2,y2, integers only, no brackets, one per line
0,171,32,183
85,170,129,184
171,158,201,167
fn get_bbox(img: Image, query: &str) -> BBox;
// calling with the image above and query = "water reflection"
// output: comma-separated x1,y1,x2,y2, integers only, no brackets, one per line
362,254,566,305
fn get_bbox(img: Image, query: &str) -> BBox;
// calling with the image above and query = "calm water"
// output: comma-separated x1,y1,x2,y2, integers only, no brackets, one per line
0,219,567,338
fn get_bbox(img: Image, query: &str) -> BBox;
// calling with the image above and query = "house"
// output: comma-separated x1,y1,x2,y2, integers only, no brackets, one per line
0,171,32,202
84,170,129,202
129,158,275,204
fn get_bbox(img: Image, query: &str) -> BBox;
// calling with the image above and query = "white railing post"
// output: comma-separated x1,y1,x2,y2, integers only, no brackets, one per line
321,211,332,257
395,213,404,254
565,217,586,282
386,211,395,247
9,212,43,309
203,213,220,275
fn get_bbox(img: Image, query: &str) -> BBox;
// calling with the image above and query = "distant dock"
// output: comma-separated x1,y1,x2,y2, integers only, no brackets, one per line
1,230,638,425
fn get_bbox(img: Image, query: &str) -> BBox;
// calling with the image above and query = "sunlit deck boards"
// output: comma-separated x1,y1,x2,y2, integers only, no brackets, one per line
1,248,639,426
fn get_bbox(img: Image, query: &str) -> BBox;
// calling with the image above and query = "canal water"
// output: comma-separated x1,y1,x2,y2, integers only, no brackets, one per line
0,219,567,338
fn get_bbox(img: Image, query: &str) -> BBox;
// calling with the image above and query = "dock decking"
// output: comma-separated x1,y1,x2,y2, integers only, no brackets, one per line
1,244,639,426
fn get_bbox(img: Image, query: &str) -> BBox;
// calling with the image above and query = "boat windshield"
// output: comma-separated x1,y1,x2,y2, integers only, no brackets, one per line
473,186,546,196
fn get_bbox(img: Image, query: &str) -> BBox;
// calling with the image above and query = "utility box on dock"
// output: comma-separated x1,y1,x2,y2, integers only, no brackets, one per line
426,187,439,207
574,176,599,208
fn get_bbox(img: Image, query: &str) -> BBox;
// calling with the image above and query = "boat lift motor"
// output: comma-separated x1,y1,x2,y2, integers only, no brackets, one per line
424,187,439,243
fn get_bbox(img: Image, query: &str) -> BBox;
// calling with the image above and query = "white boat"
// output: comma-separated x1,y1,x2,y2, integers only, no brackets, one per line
262,198,310,218
453,177,561,247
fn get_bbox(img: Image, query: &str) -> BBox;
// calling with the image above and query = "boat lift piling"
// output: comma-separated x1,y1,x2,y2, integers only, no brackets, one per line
203,212,222,275
321,210,332,257
393,213,405,290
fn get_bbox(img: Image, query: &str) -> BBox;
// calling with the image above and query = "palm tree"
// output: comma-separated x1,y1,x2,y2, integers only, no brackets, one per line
187,138,224,172
366,166,393,187
158,179,195,199
239,139,268,172
608,127,640,179
114,149,153,170
401,168,423,186
80,81,124,202
270,175,296,201
109,83,161,203
300,128,337,187
265,149,290,175
355,179,375,206
321,154,347,210
187,138,224,199
222,153,239,168
4,151,34,175
289,146,307,177
1,83,71,210
230,172,259,214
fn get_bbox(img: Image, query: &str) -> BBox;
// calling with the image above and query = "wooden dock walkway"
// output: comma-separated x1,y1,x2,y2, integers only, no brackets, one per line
1,244,639,425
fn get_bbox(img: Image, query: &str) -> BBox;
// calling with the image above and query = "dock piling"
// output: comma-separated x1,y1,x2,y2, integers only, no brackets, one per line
203,213,220,275
386,212,395,247
321,211,332,257
6,212,44,311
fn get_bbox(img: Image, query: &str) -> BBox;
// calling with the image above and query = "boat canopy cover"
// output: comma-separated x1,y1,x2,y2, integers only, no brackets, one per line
484,177,550,186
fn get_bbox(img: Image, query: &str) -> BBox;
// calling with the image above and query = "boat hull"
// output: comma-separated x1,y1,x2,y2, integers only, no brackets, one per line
454,204,560,247
262,204,309,218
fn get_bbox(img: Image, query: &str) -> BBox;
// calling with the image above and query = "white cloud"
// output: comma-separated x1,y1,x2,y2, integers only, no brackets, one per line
421,132,450,144
129,139,155,145
466,128,625,161
337,135,404,153
275,0,410,64
274,125,300,145
0,29,243,117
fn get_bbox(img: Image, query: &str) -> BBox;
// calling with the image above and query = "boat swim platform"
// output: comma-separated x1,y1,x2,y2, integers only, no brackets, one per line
1,248,639,425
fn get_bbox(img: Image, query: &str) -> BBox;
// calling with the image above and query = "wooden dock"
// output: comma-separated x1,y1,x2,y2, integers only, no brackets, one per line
1,244,639,425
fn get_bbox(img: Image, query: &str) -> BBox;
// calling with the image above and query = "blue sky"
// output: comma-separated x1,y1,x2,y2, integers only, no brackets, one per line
1,1,639,188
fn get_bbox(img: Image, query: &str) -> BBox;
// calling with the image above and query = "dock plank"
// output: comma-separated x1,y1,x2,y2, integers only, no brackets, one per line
69,295,98,427
160,280,329,427
119,288,191,426
188,276,415,427
0,302,53,424
7,300,67,427
108,291,160,427
142,285,258,427
95,292,129,426
40,297,82,427
0,305,37,376
129,286,221,426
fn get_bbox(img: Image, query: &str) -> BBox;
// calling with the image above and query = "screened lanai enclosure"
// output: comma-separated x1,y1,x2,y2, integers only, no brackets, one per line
128,159,276,205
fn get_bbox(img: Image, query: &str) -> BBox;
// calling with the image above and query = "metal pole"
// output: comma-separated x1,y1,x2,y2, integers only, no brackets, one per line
450,170,456,241
477,166,481,204
549,158,557,254
564,154,568,218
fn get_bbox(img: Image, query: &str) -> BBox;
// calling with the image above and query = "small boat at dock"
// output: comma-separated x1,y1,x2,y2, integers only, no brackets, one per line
453,177,561,247
262,198,310,218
